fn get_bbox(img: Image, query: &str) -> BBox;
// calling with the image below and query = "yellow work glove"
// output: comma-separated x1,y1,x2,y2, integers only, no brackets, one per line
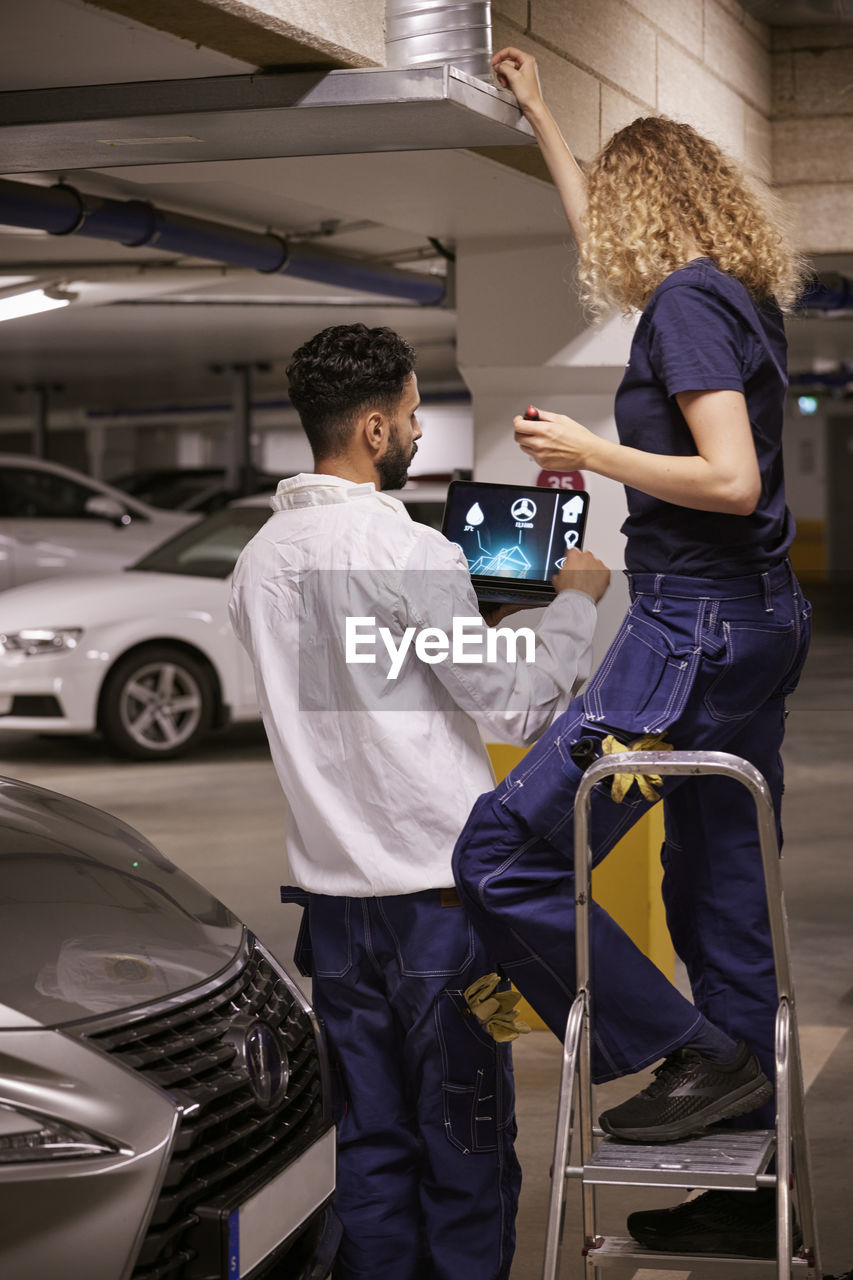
601,733,673,803
463,972,531,1043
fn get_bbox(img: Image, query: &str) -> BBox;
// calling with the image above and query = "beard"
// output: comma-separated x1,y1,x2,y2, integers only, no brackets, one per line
376,427,418,491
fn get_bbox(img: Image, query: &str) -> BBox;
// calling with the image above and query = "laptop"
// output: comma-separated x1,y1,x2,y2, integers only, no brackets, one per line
440,479,590,604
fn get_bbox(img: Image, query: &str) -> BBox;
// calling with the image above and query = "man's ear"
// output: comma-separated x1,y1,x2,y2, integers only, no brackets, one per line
362,409,387,454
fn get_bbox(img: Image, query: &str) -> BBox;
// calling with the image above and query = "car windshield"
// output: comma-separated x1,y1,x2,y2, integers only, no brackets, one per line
127,472,224,509
131,504,271,578
112,469,281,511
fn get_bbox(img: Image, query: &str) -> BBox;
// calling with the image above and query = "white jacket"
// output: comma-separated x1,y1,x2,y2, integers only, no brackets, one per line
229,473,596,896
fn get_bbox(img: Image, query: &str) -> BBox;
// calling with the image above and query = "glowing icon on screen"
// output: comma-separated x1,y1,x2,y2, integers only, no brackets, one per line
561,495,585,524
511,497,537,522
465,502,485,526
564,530,580,549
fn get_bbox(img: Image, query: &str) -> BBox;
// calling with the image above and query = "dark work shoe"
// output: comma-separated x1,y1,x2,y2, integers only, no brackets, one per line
627,1188,802,1258
598,1041,773,1142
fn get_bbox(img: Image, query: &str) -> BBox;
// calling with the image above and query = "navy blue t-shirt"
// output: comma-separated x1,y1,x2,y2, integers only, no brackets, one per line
615,258,795,577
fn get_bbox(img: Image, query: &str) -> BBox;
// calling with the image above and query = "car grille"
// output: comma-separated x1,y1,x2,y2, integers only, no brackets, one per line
86,941,328,1280
6,694,63,717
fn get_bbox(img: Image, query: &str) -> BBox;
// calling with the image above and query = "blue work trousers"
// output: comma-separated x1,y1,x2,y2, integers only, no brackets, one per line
452,561,811,1125
299,890,520,1280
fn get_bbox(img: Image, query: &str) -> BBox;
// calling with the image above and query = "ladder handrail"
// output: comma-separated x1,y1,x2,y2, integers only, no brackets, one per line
540,748,822,1279
573,750,793,1000
776,999,793,1275
543,992,586,1278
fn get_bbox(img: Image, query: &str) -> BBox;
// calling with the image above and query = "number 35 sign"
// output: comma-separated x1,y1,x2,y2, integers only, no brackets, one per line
536,469,585,491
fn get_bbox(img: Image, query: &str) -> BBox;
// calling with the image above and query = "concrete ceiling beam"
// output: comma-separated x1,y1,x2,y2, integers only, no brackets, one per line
83,0,386,71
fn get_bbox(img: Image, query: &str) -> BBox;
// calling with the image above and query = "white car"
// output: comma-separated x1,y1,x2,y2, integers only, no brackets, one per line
0,453,196,591
0,483,448,760
0,500,269,759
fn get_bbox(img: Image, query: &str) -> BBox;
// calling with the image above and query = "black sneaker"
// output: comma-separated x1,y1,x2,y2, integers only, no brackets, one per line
599,1041,773,1142
627,1188,802,1258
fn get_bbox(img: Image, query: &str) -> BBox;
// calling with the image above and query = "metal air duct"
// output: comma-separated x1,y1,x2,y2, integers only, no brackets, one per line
0,64,532,175
385,1,493,80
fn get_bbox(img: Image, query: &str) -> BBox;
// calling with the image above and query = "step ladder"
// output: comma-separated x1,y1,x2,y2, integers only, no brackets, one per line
542,749,821,1280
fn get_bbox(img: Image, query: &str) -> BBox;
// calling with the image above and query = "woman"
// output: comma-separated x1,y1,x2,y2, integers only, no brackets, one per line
452,47,811,1256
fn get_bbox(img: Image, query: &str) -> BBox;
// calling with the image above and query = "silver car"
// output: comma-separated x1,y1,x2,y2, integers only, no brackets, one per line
0,454,195,591
0,775,338,1280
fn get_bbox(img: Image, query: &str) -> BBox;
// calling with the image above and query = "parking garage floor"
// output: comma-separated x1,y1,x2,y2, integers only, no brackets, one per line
1,583,851,1278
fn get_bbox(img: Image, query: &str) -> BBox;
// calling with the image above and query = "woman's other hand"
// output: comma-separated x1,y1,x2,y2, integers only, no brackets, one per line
513,410,596,470
492,47,545,117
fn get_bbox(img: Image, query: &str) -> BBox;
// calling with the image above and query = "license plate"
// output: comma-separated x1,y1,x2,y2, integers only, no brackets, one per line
227,1127,335,1277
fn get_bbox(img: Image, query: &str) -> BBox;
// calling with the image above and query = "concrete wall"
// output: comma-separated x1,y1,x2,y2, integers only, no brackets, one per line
490,1,852,253
771,25,853,254
491,0,774,176
785,396,827,524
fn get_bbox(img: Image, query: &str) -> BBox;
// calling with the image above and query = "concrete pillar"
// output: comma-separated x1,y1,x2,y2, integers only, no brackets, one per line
229,364,254,494
87,424,107,480
456,235,637,661
32,385,49,460
460,237,674,981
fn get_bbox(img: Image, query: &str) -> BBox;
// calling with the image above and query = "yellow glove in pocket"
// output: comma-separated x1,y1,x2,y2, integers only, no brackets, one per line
601,733,673,804
463,972,531,1043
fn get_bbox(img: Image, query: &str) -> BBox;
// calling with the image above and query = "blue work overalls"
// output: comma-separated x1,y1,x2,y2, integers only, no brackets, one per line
452,560,811,1125
284,888,521,1280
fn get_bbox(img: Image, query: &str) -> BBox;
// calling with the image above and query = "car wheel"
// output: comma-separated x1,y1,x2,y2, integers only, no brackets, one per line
99,646,215,760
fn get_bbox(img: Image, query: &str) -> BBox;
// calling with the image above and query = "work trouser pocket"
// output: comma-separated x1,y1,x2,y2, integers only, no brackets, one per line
781,597,812,697
307,896,354,978
700,615,799,723
435,988,513,1154
280,885,313,977
498,721,582,837
583,609,698,735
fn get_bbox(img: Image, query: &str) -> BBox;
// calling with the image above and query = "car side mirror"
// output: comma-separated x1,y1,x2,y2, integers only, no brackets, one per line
85,494,132,526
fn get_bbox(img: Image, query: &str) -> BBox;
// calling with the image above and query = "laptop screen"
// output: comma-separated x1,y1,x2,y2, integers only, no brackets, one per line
441,480,589,599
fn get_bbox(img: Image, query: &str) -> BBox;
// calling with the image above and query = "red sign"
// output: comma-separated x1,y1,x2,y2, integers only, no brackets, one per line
536,469,585,491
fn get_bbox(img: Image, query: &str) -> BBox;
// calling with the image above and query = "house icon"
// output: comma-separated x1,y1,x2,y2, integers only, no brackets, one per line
561,495,585,524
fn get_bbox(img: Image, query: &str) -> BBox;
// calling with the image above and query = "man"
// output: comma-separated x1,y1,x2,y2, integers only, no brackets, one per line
229,323,609,1280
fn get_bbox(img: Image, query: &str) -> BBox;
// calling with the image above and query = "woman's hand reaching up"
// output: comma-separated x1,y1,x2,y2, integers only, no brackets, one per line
492,47,545,119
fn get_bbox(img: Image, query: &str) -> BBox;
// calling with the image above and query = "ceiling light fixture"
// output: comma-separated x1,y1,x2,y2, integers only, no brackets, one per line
0,287,76,323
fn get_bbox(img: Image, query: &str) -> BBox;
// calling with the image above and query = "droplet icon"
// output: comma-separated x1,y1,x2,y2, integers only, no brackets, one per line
466,502,485,526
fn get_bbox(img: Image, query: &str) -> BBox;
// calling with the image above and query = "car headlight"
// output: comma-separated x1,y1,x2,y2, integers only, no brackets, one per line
0,1102,121,1163
0,628,82,657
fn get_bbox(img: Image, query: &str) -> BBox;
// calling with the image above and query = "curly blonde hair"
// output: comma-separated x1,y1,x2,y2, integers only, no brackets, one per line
578,117,805,317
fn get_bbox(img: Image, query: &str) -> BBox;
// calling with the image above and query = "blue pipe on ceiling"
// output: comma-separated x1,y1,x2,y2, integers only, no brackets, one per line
798,274,853,313
0,177,447,306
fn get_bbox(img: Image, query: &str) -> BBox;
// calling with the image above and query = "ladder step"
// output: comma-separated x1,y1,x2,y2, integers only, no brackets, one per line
586,1235,812,1272
582,1129,776,1189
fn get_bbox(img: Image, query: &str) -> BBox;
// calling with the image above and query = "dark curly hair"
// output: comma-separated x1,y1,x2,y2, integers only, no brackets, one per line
286,324,417,459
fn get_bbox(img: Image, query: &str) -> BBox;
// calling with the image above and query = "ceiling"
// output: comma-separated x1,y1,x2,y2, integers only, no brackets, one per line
0,0,848,426
739,0,853,25
0,0,563,420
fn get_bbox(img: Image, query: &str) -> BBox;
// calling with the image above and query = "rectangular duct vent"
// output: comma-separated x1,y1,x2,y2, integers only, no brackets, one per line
0,66,534,175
